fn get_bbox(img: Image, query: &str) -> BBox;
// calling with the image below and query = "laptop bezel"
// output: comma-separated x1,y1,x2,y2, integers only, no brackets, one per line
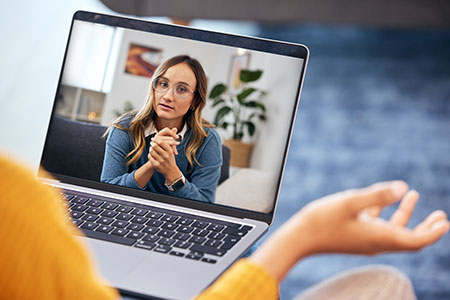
39,10,309,225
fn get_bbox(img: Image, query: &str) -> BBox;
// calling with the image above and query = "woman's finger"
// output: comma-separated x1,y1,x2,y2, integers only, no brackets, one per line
157,127,179,139
414,210,448,234
389,190,419,227
363,206,382,218
343,181,408,216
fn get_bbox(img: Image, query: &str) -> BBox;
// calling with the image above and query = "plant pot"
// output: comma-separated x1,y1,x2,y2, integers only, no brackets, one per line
223,139,254,168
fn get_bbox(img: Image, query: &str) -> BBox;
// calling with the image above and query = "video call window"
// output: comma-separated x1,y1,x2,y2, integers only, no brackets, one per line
47,20,304,214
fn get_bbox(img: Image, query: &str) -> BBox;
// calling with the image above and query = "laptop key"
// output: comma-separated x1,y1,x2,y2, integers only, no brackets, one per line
86,207,104,215
222,227,247,237
158,230,175,238
223,235,240,244
79,229,136,246
112,220,129,228
240,225,253,231
220,242,236,250
131,216,148,224
208,231,225,240
176,217,193,225
87,199,104,207
81,214,99,222
72,219,84,227
142,234,160,243
173,232,190,241
177,225,194,234
189,236,206,244
174,241,192,249
192,228,210,237
161,214,179,223
71,211,85,219
169,251,185,257
72,197,89,204
135,240,156,250
101,210,118,218
127,231,145,239
127,223,144,231
96,225,114,233
201,257,217,264
191,220,209,229
190,244,227,257
186,252,203,260
72,204,88,212
111,228,129,236
146,211,163,219
204,239,222,248
116,205,133,213
116,213,133,221
158,238,176,246
154,244,172,254
131,208,149,216
101,202,118,210
97,217,114,225
142,226,160,235
161,222,179,230
206,224,224,232
146,219,163,227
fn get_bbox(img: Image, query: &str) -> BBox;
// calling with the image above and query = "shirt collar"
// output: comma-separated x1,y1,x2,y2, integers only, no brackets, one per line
144,121,188,141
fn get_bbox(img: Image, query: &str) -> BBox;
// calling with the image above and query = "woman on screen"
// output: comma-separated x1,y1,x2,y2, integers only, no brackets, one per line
100,55,222,203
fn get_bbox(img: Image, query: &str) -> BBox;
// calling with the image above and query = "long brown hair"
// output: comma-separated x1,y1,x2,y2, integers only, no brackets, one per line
108,55,213,167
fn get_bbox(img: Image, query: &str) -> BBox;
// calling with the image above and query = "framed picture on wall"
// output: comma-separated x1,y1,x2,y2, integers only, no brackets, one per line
227,52,250,94
125,43,162,78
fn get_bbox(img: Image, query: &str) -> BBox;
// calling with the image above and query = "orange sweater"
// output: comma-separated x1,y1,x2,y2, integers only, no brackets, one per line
0,155,278,299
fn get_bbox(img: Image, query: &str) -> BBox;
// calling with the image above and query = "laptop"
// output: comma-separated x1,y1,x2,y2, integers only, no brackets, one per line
39,11,308,300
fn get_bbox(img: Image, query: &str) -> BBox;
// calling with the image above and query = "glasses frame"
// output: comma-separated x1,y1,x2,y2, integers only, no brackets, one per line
152,77,196,100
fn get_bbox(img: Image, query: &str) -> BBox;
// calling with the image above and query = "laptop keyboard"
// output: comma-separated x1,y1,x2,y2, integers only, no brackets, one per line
61,190,253,264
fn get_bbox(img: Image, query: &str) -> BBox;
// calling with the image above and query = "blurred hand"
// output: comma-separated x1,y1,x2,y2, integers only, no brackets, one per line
250,181,449,282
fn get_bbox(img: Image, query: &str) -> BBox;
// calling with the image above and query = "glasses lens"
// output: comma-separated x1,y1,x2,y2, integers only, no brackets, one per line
174,84,191,99
154,78,169,92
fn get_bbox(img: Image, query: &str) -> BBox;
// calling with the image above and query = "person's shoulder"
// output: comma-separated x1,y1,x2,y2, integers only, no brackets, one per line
204,127,221,144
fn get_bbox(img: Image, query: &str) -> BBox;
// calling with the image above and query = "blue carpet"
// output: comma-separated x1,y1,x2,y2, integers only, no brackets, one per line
255,25,450,299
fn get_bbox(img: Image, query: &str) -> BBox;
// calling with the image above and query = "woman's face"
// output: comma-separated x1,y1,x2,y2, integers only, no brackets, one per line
153,62,197,127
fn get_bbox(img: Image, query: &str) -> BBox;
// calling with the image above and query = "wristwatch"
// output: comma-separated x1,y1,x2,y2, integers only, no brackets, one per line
165,174,186,192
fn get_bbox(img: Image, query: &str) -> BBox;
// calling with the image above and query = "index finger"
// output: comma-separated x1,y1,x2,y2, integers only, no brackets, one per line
345,181,409,215
157,127,179,139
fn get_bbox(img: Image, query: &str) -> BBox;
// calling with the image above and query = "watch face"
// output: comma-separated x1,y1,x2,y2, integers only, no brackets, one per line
172,177,185,191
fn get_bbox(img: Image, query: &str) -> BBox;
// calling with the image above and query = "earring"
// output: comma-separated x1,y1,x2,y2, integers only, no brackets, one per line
190,106,195,111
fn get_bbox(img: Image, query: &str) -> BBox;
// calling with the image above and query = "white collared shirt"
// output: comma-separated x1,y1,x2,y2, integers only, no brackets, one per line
144,121,188,140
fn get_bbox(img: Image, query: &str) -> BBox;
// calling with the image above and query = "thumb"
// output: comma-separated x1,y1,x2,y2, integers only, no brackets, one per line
172,127,178,134
345,181,409,215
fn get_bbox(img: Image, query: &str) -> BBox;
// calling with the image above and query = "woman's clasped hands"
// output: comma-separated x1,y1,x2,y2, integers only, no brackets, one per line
148,127,181,180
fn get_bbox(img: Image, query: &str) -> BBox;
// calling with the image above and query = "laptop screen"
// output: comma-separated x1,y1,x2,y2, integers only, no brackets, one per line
41,12,307,217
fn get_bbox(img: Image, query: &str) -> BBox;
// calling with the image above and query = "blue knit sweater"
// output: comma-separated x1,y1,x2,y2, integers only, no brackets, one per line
100,120,222,203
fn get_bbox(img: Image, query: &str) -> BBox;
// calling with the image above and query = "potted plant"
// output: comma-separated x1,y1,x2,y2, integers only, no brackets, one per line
209,69,267,167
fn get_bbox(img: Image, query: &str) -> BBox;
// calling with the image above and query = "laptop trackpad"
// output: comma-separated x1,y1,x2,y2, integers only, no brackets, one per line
121,253,219,300
81,237,148,284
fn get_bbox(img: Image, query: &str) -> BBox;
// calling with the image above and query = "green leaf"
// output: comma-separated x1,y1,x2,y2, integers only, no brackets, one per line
214,106,231,125
259,114,267,121
246,121,256,136
237,88,256,103
221,122,229,129
240,70,263,83
243,101,266,112
212,98,225,108
209,84,227,98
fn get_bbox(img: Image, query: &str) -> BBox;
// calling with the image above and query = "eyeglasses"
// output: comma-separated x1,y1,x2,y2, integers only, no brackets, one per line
152,77,196,100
